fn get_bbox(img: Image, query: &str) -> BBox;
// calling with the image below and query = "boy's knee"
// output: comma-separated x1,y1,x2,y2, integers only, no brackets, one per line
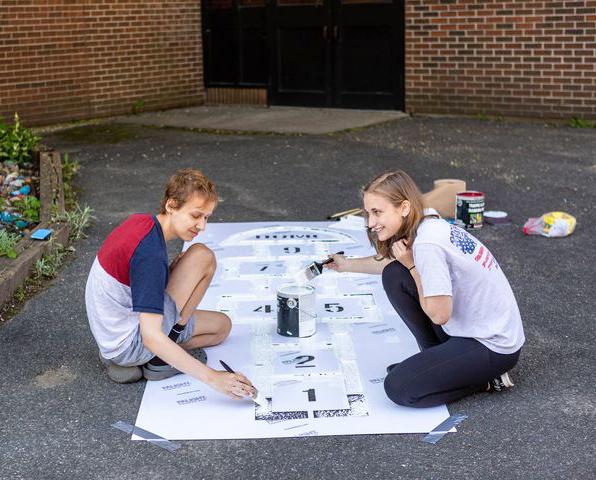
186,243,216,271
213,312,232,344
384,370,421,408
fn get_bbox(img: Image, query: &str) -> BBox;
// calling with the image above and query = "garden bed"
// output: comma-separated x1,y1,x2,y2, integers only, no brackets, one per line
0,150,70,306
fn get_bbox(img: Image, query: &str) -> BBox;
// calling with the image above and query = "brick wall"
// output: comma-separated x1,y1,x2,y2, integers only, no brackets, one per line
0,1,204,126
406,0,596,119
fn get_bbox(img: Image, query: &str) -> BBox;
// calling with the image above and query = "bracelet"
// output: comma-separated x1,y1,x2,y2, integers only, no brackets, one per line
408,265,416,271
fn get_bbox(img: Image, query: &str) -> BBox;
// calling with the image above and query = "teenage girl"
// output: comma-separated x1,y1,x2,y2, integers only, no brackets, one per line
327,171,524,408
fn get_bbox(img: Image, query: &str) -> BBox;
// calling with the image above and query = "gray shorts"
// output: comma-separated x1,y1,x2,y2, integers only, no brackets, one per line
110,293,195,367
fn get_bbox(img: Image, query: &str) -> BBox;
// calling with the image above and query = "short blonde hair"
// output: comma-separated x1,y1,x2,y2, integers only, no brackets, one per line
159,168,217,213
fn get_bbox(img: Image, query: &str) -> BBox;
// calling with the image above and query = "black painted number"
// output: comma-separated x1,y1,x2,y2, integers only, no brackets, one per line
303,388,317,402
294,355,315,368
253,305,272,313
283,247,301,254
325,302,344,313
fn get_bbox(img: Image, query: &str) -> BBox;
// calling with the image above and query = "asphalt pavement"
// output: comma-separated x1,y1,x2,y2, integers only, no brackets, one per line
1,113,594,479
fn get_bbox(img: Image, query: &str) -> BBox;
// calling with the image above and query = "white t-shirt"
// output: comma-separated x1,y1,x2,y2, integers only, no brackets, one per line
413,218,525,354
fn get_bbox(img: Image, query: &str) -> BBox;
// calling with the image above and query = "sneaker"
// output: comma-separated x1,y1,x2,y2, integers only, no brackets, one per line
142,348,208,381
99,353,142,384
489,372,515,392
142,362,181,381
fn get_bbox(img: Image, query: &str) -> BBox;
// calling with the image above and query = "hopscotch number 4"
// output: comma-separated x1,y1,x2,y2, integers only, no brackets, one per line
253,305,272,313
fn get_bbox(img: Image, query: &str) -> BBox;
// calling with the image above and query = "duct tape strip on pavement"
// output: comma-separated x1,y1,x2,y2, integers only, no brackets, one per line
112,420,180,452
422,413,468,444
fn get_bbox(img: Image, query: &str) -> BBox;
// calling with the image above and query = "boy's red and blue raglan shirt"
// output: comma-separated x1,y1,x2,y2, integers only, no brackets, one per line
85,214,169,359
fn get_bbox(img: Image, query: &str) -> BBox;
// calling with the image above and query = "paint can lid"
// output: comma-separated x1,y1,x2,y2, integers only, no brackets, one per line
277,283,315,298
484,210,508,218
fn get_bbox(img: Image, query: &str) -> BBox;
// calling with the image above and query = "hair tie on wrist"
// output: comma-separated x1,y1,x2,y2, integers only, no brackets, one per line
409,265,416,271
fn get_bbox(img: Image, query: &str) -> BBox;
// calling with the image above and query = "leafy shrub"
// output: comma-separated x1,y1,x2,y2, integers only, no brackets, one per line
13,195,41,223
0,113,39,165
0,229,20,259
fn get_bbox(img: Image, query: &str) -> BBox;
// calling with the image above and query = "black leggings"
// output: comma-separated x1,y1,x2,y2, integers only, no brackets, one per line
382,261,521,408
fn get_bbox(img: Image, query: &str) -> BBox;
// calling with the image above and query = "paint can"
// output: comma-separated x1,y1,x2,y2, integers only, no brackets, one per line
455,191,485,229
277,283,317,338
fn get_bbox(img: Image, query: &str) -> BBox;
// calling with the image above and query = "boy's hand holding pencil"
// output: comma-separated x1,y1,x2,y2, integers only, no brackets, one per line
207,365,256,400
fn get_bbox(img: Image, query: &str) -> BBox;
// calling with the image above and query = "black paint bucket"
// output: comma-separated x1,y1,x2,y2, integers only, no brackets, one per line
277,284,316,338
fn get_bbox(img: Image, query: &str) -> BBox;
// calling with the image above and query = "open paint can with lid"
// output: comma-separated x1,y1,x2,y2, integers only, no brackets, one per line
277,283,317,338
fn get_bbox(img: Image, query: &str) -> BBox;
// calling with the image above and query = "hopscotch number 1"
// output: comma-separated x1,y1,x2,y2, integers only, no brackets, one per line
302,388,316,402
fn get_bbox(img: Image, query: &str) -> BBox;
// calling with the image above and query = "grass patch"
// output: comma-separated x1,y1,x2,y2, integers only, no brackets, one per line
33,242,71,280
569,117,596,128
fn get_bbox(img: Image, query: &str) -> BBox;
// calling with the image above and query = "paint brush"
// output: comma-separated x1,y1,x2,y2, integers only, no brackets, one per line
219,360,266,406
295,251,344,284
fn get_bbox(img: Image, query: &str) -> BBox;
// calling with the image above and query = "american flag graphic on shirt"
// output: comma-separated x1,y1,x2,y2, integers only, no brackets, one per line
449,225,499,271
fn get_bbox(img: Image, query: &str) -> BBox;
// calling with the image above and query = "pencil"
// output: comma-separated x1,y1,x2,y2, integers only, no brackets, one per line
219,360,234,373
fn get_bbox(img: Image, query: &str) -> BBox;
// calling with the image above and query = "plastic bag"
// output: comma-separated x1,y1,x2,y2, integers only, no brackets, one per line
523,211,576,237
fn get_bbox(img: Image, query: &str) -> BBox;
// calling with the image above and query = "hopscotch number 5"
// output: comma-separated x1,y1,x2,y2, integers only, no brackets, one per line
325,302,344,313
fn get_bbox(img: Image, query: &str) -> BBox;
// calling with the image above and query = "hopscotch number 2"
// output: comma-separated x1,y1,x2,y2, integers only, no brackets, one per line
282,355,316,368
294,355,315,368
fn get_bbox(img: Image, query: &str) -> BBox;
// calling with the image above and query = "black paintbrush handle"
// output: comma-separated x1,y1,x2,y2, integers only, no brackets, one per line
321,251,344,265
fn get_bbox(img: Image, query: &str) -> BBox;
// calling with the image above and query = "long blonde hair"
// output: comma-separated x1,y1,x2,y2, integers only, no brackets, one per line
363,170,426,259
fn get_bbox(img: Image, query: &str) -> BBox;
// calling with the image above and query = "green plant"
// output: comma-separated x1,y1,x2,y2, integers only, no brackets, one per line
52,205,94,242
34,243,67,280
0,229,20,259
132,99,145,115
61,153,81,209
0,113,39,165
569,117,596,128
13,195,41,223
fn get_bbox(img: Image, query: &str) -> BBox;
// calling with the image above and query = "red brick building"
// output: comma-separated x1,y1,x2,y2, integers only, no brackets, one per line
1,1,595,126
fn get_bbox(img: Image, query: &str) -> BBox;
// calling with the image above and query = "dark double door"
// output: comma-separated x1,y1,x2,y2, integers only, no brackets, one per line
203,0,404,110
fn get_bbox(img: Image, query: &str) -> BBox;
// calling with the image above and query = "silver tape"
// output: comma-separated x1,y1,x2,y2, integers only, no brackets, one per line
422,413,468,444
112,421,181,452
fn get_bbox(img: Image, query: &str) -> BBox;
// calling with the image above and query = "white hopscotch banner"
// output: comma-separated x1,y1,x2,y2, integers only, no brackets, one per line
134,220,451,440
